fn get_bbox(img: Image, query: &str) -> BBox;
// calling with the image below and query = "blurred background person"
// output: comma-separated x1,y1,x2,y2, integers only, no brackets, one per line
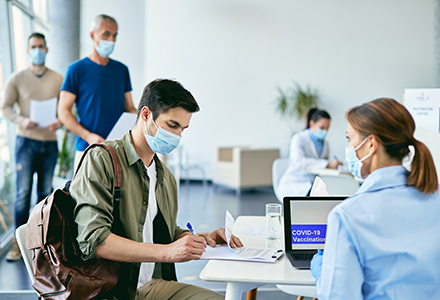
1,32,63,261
277,108,342,197
58,14,136,169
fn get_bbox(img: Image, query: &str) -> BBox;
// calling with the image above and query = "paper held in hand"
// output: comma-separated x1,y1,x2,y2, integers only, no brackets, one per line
106,112,137,140
200,210,284,263
30,97,57,127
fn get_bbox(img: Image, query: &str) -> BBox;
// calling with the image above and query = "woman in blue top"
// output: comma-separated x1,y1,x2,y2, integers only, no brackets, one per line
311,98,440,299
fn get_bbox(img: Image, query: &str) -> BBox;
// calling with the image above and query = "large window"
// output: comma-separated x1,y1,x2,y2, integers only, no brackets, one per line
33,0,48,22
0,38,3,90
16,0,31,8
0,0,50,252
11,5,32,71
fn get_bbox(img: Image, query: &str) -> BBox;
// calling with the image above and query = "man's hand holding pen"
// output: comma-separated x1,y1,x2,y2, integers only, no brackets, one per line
161,224,244,263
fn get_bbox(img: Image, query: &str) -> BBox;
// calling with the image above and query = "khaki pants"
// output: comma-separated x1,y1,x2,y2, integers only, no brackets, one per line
135,279,224,300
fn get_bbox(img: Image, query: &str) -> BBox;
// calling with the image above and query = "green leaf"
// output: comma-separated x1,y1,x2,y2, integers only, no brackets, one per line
273,82,320,133
274,86,292,118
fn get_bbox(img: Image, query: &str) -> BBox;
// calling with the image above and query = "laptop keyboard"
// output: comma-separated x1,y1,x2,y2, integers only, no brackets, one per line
291,252,315,261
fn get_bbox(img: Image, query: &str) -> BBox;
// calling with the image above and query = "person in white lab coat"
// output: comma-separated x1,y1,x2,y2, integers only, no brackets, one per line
277,108,342,197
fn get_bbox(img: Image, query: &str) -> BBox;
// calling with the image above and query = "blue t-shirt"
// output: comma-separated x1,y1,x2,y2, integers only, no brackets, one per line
61,57,132,151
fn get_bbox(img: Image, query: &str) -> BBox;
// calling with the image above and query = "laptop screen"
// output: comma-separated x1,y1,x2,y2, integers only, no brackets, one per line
283,196,346,250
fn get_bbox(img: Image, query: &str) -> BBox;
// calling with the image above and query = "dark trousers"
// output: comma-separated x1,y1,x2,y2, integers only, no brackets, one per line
15,136,58,228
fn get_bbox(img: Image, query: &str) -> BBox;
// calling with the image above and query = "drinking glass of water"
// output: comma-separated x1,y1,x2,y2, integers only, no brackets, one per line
266,203,282,240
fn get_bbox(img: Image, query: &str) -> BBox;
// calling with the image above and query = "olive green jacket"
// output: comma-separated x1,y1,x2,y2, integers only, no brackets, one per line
71,131,186,299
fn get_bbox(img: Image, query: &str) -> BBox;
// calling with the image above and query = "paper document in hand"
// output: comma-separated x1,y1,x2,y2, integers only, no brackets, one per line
106,113,137,140
200,210,284,263
224,210,234,248
30,97,57,127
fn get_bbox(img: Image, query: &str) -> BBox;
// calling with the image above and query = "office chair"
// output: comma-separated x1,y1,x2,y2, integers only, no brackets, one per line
276,284,318,300
16,224,41,299
272,157,289,202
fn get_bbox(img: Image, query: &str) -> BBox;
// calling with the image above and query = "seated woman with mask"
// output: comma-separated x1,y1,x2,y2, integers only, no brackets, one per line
311,98,440,299
277,108,342,197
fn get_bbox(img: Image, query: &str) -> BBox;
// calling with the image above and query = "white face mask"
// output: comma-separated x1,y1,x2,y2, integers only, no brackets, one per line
312,128,328,140
29,48,46,65
144,116,181,155
95,39,115,57
345,137,371,179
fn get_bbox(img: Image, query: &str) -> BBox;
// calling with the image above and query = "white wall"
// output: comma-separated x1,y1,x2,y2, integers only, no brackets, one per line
82,0,436,179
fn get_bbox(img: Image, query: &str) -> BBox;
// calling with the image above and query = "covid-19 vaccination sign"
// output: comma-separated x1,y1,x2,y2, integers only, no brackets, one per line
291,224,327,244
404,89,440,133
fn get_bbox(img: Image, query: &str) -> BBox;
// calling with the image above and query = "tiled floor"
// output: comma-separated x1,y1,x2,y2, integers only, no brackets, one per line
0,181,311,299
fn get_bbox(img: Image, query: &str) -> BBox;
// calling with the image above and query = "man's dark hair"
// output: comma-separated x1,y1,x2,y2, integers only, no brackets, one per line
28,32,46,45
137,79,200,120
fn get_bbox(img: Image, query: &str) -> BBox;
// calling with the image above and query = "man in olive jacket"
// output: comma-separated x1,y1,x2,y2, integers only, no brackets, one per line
71,79,242,299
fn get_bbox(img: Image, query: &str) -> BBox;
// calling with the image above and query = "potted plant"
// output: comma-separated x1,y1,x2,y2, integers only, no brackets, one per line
57,127,75,179
274,82,320,132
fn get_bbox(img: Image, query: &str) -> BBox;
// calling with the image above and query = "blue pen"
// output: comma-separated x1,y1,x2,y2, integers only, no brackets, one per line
186,222,207,252
186,222,198,236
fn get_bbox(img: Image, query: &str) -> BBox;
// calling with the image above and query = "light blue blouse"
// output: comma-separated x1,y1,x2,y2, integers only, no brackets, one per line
315,165,440,299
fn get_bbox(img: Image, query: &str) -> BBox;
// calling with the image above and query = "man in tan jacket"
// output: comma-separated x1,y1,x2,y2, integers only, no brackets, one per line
1,32,63,261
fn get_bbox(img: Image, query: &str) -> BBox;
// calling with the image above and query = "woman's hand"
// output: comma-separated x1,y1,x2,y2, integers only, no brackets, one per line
327,160,342,169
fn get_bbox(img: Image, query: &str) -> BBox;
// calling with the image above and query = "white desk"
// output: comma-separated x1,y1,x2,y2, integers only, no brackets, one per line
199,216,316,300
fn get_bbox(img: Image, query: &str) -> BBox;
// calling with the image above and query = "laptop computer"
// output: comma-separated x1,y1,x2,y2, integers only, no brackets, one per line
283,196,347,269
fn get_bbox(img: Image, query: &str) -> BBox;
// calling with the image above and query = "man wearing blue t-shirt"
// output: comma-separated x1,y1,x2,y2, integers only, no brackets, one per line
58,14,136,167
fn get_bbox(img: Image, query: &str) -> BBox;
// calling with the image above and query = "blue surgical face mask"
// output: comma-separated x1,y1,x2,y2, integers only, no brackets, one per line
145,117,181,155
345,137,371,179
29,48,46,65
312,128,327,140
95,39,115,58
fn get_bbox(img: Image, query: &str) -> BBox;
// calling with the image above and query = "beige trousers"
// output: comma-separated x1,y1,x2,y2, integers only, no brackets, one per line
135,279,224,300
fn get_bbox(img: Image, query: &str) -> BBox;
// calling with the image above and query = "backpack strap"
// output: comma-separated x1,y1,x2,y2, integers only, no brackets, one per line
98,144,122,196
97,144,122,233
73,143,123,231
73,143,122,188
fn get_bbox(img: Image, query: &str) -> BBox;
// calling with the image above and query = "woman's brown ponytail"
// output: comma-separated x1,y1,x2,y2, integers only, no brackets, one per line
408,138,438,194
347,98,438,194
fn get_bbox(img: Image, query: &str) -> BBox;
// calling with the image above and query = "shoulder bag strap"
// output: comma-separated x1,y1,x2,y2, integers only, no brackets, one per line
73,143,121,185
73,143,123,231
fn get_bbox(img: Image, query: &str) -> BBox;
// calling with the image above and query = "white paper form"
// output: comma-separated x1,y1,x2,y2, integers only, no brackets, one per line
200,210,284,263
106,112,137,140
30,97,57,127
224,210,234,247
310,177,329,196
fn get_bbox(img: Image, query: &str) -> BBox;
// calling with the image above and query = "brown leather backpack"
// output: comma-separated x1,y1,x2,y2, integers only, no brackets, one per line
26,143,121,299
